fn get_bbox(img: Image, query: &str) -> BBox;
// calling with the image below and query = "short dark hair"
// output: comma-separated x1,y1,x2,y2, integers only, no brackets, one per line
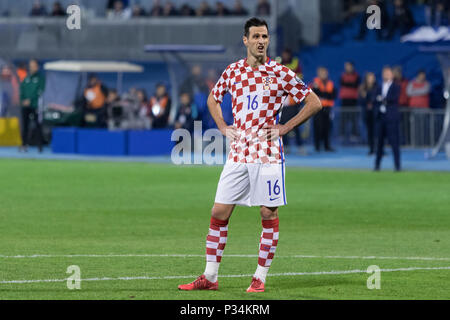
244,17,269,38
88,73,98,81
156,82,166,89
417,69,426,75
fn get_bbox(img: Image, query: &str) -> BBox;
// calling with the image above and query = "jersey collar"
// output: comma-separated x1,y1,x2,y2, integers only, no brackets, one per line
244,57,271,70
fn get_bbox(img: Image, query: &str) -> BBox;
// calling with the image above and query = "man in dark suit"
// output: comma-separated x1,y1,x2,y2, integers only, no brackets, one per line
374,66,401,171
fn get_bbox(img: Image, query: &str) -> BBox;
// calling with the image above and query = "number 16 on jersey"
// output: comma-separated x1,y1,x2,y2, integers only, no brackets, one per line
247,95,259,110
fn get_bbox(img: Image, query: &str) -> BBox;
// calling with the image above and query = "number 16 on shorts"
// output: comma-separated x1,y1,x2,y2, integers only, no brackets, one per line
258,163,286,207
267,180,281,202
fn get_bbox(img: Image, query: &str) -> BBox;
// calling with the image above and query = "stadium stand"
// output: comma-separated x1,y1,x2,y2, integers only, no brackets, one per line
0,0,449,157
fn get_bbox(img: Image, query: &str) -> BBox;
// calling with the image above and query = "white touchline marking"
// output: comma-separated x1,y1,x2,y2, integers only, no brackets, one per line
1,266,450,284
0,253,450,261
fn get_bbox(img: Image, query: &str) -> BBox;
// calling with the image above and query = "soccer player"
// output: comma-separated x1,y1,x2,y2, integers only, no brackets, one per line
178,17,322,292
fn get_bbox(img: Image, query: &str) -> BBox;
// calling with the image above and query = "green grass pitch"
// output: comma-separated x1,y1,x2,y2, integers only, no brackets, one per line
0,158,449,300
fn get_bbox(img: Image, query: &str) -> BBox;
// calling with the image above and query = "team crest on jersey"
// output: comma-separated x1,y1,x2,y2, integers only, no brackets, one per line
263,77,273,90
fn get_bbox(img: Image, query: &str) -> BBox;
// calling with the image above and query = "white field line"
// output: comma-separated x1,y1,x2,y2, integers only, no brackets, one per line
0,253,450,262
1,266,450,284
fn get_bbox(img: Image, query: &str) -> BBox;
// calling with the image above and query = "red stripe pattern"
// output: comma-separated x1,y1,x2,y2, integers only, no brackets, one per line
258,218,279,267
206,217,229,263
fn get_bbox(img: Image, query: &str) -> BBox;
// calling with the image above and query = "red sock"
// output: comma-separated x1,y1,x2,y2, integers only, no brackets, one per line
206,217,228,263
258,218,279,267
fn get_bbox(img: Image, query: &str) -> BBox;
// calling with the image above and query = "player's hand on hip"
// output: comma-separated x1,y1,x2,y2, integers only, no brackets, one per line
260,124,288,142
220,125,239,141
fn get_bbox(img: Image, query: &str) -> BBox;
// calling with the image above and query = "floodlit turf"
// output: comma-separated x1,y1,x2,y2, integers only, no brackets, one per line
0,158,449,300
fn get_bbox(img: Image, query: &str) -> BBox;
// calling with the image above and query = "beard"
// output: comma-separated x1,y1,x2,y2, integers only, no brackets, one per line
251,48,266,59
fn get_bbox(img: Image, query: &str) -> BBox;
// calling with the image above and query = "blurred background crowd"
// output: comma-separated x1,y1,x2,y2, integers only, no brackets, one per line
0,0,448,157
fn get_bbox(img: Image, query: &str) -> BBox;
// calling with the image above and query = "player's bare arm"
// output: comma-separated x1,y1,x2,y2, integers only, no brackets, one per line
207,92,239,140
263,92,322,141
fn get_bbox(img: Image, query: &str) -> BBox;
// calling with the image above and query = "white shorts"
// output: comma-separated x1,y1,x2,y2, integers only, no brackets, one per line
214,161,287,207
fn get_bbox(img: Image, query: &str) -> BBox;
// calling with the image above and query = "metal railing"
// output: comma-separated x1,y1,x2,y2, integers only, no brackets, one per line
332,107,446,148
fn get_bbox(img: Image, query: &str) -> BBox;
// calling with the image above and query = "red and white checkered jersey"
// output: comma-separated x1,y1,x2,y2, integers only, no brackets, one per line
211,57,312,164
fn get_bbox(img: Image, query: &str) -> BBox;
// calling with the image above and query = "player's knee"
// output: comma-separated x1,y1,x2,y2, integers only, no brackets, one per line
260,206,278,220
211,204,232,221
211,206,222,219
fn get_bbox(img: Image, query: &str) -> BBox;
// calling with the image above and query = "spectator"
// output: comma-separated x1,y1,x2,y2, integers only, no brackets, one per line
30,0,48,16
407,70,431,109
175,92,198,133
16,62,28,83
232,0,249,16
374,66,401,171
407,70,432,146
107,0,129,10
281,48,302,77
180,3,195,16
355,0,389,41
342,0,367,21
148,83,171,128
393,66,409,107
163,1,178,16
19,59,45,153
117,87,140,129
196,1,214,16
180,65,209,97
149,0,164,16
339,61,360,108
393,65,410,145
279,48,307,155
106,89,123,129
107,0,131,20
256,0,271,16
339,61,360,143
135,89,152,129
82,74,108,128
50,1,66,16
386,0,415,40
425,0,449,27
215,2,231,16
131,4,147,17
205,68,219,92
359,72,379,155
0,65,19,117
311,67,337,152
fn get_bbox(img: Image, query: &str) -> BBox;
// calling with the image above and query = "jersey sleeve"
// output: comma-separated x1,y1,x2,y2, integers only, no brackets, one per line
211,66,231,103
281,67,312,104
